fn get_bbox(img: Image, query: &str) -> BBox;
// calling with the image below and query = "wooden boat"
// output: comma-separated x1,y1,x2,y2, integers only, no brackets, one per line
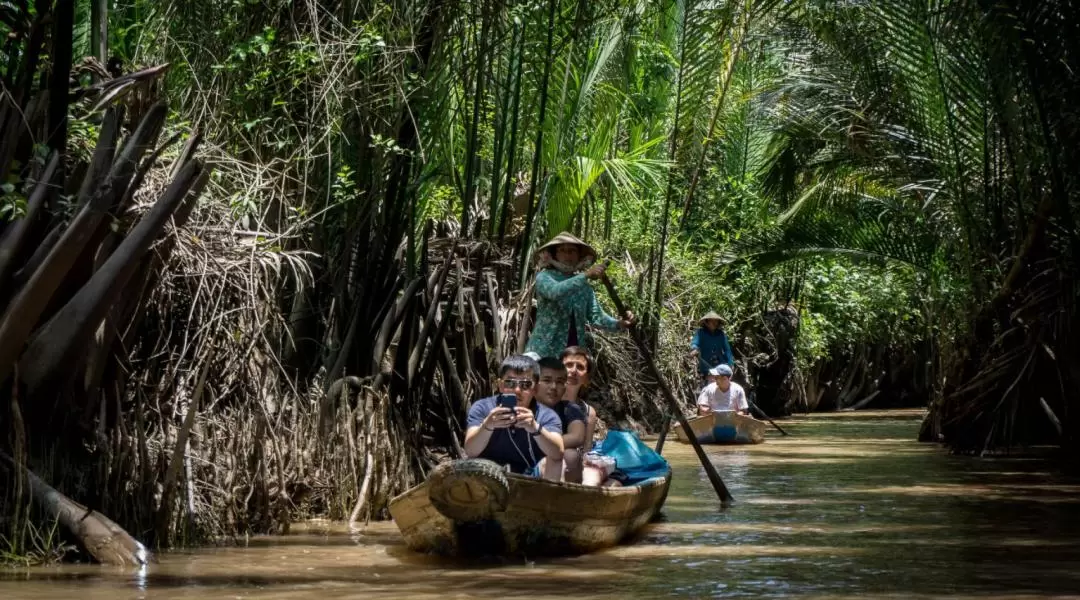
388,458,672,557
672,411,767,444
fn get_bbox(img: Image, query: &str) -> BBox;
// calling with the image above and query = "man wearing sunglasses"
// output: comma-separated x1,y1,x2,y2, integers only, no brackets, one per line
464,355,565,479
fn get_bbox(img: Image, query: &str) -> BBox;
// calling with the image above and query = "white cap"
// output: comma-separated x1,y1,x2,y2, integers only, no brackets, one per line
709,364,733,377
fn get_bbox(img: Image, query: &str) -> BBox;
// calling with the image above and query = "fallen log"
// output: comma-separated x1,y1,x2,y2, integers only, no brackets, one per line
0,449,151,566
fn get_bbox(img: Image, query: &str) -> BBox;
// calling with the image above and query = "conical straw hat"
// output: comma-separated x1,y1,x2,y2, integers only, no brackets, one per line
537,232,597,261
699,311,724,324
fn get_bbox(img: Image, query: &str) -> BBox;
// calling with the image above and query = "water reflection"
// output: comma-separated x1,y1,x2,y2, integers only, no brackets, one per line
2,409,1079,599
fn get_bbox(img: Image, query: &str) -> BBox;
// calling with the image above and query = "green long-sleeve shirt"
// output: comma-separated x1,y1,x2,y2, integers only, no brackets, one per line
524,269,619,359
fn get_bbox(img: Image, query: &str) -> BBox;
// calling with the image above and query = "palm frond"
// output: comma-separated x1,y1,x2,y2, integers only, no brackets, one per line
728,198,941,272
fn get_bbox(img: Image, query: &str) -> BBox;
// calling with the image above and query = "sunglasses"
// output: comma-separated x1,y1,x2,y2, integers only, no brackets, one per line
501,378,534,390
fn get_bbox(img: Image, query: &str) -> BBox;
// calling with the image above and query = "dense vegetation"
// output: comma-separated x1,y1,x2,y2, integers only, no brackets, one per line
1,0,1076,561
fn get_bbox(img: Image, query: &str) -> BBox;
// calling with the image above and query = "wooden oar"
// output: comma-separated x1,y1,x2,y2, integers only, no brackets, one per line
654,412,672,454
599,270,735,505
747,394,789,436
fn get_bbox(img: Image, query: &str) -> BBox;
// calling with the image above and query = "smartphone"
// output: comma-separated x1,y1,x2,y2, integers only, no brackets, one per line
495,393,517,411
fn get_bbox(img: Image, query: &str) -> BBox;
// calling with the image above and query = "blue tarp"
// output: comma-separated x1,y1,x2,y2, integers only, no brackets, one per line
592,430,670,486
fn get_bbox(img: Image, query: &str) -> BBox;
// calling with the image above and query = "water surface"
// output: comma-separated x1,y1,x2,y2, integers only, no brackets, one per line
3,409,1079,599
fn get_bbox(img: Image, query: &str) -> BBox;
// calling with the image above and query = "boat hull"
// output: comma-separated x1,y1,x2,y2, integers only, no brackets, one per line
672,411,767,444
388,469,672,557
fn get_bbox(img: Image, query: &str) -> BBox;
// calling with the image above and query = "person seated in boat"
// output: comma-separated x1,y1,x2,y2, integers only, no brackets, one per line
560,346,620,486
690,311,734,389
696,364,749,416
464,355,564,480
523,232,634,361
534,356,586,481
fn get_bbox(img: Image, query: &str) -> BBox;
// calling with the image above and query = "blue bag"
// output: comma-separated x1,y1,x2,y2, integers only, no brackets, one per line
592,430,670,486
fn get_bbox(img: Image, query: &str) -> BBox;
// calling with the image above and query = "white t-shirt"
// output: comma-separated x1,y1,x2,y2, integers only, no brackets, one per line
696,381,748,412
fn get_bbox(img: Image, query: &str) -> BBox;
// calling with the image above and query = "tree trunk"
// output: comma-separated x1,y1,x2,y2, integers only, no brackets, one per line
0,450,150,566
91,0,108,70
47,0,75,157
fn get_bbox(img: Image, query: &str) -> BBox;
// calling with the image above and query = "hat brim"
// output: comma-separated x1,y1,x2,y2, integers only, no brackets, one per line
537,233,597,261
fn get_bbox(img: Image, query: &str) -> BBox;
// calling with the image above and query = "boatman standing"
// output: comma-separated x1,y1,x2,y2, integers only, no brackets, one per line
524,232,634,361
690,310,734,388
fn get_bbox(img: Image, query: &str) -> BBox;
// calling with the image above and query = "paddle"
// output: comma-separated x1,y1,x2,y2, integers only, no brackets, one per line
743,386,788,436
599,268,735,505
748,397,789,436
654,363,690,454
654,412,672,454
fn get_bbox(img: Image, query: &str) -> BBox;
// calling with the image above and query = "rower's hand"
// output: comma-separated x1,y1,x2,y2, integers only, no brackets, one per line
618,310,636,329
585,263,607,280
513,406,540,433
483,407,515,429
689,348,700,358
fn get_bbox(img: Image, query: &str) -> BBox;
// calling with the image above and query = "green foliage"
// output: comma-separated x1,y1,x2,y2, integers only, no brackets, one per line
128,0,1068,420
802,261,923,350
0,191,27,222
0,516,69,567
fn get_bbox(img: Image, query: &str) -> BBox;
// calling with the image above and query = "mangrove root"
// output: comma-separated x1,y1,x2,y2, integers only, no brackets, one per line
0,450,151,566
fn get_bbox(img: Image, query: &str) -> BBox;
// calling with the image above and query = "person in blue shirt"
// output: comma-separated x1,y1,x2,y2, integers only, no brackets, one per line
691,311,734,385
464,355,564,479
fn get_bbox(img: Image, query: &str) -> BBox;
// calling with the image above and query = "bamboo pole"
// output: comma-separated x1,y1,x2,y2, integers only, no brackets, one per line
654,413,672,454
516,0,559,284
599,270,734,505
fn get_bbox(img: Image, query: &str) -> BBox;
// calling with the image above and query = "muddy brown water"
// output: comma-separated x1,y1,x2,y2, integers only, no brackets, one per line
3,409,1080,599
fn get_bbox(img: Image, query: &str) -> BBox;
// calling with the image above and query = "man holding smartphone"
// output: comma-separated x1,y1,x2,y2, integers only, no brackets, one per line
463,355,565,479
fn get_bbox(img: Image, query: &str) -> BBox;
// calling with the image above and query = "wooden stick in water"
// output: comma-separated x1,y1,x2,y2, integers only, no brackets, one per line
654,412,672,455
748,396,789,436
599,270,735,505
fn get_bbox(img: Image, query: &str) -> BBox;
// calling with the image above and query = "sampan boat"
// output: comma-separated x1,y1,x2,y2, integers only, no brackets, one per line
388,458,671,557
672,411,767,444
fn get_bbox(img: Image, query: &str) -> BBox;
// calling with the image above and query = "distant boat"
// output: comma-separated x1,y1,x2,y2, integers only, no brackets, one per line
672,411,767,444
388,458,671,557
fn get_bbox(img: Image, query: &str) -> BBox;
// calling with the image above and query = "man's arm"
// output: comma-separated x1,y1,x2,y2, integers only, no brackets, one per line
735,388,750,415
533,427,564,460
521,406,565,459
562,419,586,449
464,425,494,457
696,387,713,416
721,333,735,366
463,401,507,457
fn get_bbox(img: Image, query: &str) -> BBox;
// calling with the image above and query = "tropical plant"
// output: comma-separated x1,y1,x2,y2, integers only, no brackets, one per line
727,0,1080,452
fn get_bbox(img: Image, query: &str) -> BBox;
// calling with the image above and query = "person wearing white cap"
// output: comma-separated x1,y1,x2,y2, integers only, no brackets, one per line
696,364,748,416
